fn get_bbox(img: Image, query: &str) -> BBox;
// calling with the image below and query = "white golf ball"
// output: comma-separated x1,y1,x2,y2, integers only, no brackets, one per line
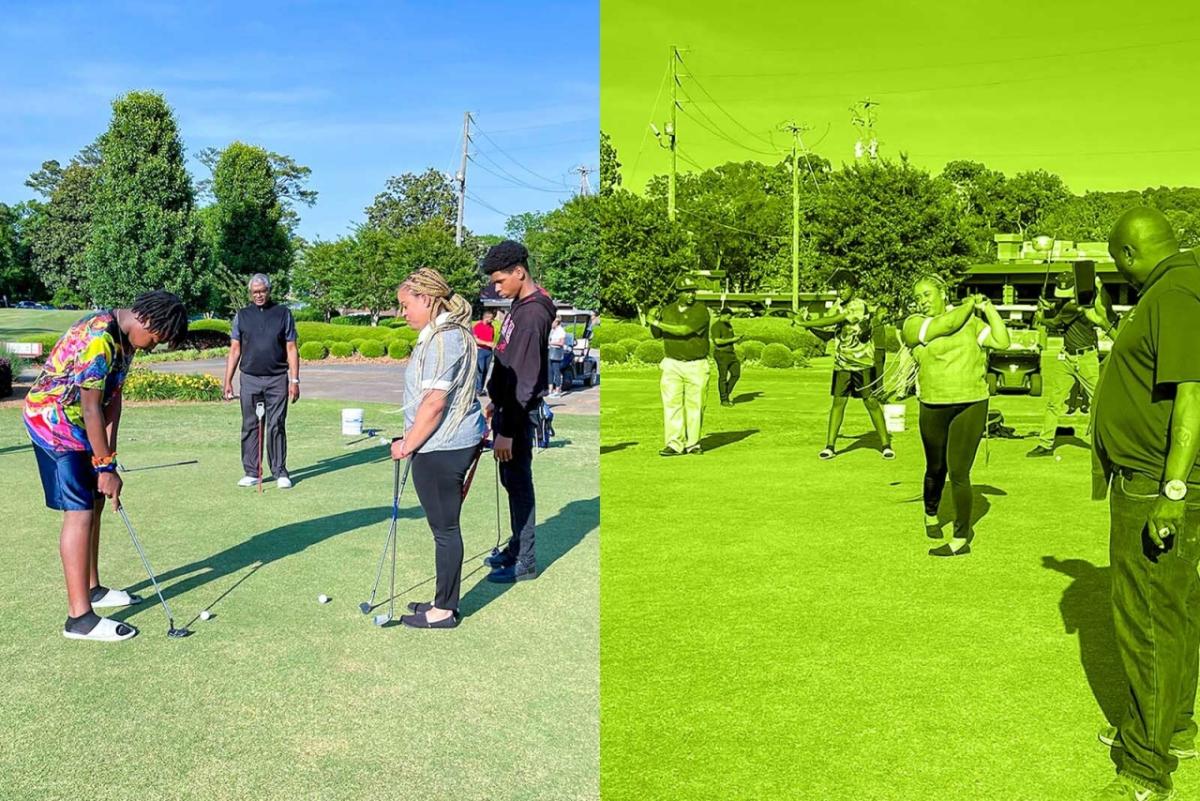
379,437,390,446
1055,455,1062,462
318,594,330,604
199,610,212,621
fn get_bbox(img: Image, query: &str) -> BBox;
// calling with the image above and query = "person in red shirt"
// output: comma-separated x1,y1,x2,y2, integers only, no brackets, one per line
473,309,496,396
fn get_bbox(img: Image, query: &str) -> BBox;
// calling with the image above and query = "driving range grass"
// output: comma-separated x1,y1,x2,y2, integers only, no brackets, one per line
0,400,597,801
0,309,88,341
600,359,1177,800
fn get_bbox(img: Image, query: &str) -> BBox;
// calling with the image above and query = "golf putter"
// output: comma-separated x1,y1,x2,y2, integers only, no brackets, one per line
359,448,412,622
115,503,190,638
255,401,265,493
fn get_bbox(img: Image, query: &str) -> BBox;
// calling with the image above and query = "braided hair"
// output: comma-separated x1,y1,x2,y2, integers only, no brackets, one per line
131,291,188,347
398,268,477,435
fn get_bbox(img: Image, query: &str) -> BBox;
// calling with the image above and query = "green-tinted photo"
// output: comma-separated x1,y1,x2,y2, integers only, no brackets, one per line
600,1,1200,798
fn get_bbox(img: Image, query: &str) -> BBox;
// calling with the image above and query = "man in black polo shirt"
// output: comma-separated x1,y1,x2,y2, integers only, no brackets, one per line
1029,271,1112,457
710,307,742,407
222,274,300,489
649,276,710,456
1090,207,1200,800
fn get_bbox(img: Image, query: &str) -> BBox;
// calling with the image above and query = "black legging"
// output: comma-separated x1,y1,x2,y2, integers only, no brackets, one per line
918,400,988,539
714,351,741,402
411,444,479,611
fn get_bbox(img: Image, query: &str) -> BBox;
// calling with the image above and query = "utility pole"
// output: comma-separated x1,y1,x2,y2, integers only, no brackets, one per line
781,121,811,314
652,45,682,221
455,111,472,247
573,165,594,196
850,98,879,161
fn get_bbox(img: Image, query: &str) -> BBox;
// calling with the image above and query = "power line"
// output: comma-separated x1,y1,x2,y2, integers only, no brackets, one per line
678,54,780,151
677,104,780,158
630,60,672,182
676,207,790,240
467,155,572,194
480,118,596,135
472,122,569,189
465,191,514,219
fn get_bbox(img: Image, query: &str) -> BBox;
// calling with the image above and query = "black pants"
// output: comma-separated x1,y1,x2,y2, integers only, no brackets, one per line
498,409,538,568
918,399,988,539
411,444,478,611
240,373,289,478
714,351,741,402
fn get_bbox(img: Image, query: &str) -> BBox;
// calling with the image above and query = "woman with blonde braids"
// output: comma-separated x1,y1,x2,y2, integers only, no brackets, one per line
391,268,487,628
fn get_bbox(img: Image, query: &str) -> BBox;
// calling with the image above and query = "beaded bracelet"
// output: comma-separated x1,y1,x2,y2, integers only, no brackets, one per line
95,463,119,474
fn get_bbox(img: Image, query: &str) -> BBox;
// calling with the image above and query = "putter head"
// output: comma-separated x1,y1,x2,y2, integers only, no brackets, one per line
167,626,192,638
372,613,391,627
358,602,371,615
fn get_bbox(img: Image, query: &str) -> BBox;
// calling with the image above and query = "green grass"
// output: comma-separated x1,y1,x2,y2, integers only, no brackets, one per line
600,359,1165,800
0,400,597,801
0,309,86,341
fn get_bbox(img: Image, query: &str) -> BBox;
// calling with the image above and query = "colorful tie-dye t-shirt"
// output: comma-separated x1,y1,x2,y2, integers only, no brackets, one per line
23,311,132,453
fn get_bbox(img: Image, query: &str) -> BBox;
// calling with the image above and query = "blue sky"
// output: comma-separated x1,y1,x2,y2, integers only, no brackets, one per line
0,0,597,240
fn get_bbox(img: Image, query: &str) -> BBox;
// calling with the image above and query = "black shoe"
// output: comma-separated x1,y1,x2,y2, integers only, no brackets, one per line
660,447,684,457
406,600,432,613
685,445,702,455
400,610,459,629
487,562,537,583
1027,446,1055,458
929,541,971,557
721,399,733,407
483,552,515,569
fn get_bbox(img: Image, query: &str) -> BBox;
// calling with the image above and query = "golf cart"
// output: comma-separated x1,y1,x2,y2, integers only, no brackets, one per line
559,308,599,389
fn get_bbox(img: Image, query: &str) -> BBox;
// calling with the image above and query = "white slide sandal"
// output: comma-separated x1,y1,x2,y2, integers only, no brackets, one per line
63,617,138,642
91,588,143,608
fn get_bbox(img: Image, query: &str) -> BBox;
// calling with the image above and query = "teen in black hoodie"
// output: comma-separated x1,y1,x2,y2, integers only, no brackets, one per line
480,241,556,582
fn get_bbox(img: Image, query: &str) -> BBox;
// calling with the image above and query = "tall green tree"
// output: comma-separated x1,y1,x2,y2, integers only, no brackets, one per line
209,142,293,293
293,238,352,322
599,189,696,321
197,145,317,234
525,195,598,310
24,162,97,299
83,91,209,307
600,131,622,196
0,202,42,301
364,169,458,235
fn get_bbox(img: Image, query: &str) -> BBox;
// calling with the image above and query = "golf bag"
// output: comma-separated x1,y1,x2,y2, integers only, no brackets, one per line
536,400,555,449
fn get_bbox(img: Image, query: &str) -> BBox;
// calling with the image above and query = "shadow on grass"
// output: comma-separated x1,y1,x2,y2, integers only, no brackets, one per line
118,505,420,617
1043,556,1125,725
839,429,888,456
456,495,598,618
0,443,31,456
600,441,637,455
698,429,757,452
287,445,391,485
899,484,1007,531
731,391,763,405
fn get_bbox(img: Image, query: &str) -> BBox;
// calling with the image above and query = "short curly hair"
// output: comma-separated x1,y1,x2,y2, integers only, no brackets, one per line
479,240,530,275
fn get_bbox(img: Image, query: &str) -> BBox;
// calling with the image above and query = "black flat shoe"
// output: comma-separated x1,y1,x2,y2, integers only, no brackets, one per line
400,610,459,629
406,601,433,613
929,542,971,557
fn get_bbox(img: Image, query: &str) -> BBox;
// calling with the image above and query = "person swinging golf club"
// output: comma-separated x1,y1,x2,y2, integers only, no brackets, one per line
479,241,555,583
386,268,487,628
650,275,711,456
902,276,1010,557
223,273,300,489
793,275,894,460
23,291,188,641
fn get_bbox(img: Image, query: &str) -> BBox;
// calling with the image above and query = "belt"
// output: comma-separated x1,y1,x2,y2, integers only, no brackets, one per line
1065,346,1096,356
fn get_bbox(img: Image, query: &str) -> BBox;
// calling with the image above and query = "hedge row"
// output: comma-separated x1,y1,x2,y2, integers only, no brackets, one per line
298,338,414,361
122,369,223,402
593,317,827,356
599,338,811,369
135,347,230,363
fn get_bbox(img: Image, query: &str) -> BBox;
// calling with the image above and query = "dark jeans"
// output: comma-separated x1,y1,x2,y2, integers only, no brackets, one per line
714,350,741,402
498,409,537,568
918,399,987,539
476,349,492,395
240,373,289,478
411,444,478,611
1110,469,1200,794
549,355,563,389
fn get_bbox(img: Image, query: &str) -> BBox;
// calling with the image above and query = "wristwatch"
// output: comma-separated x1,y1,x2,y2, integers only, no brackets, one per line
1163,479,1188,501
289,377,300,385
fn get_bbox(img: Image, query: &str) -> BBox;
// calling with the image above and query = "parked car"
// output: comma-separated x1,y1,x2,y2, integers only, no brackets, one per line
15,300,39,309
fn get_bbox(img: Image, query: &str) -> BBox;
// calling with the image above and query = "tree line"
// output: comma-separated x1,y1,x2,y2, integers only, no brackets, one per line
0,90,598,319
598,130,1200,319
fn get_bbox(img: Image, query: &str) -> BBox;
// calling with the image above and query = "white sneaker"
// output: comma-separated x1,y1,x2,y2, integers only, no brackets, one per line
237,476,258,487
277,476,293,489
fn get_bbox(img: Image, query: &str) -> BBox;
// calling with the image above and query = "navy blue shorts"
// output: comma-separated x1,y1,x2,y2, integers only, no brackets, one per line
831,367,880,399
33,444,99,511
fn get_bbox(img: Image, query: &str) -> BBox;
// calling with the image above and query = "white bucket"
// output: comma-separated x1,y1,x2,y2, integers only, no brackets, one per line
883,403,907,433
341,408,364,436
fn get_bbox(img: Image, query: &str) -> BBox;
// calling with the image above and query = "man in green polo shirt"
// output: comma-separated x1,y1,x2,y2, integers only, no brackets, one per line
1089,207,1200,801
649,277,711,456
710,307,742,407
1029,271,1114,457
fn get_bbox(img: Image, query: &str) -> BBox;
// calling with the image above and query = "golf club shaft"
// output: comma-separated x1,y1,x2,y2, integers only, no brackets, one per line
365,457,411,610
116,504,177,625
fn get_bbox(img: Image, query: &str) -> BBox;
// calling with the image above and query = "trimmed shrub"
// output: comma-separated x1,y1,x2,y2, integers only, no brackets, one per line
331,314,372,326
349,339,367,353
189,318,232,335
761,342,794,368
359,340,386,358
329,341,354,358
176,329,230,350
0,358,11,398
27,332,63,352
598,344,628,364
736,340,766,363
121,369,222,402
791,348,810,368
299,342,327,360
617,338,642,354
291,307,328,322
633,339,665,364
295,322,397,347
592,320,652,345
388,339,413,359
